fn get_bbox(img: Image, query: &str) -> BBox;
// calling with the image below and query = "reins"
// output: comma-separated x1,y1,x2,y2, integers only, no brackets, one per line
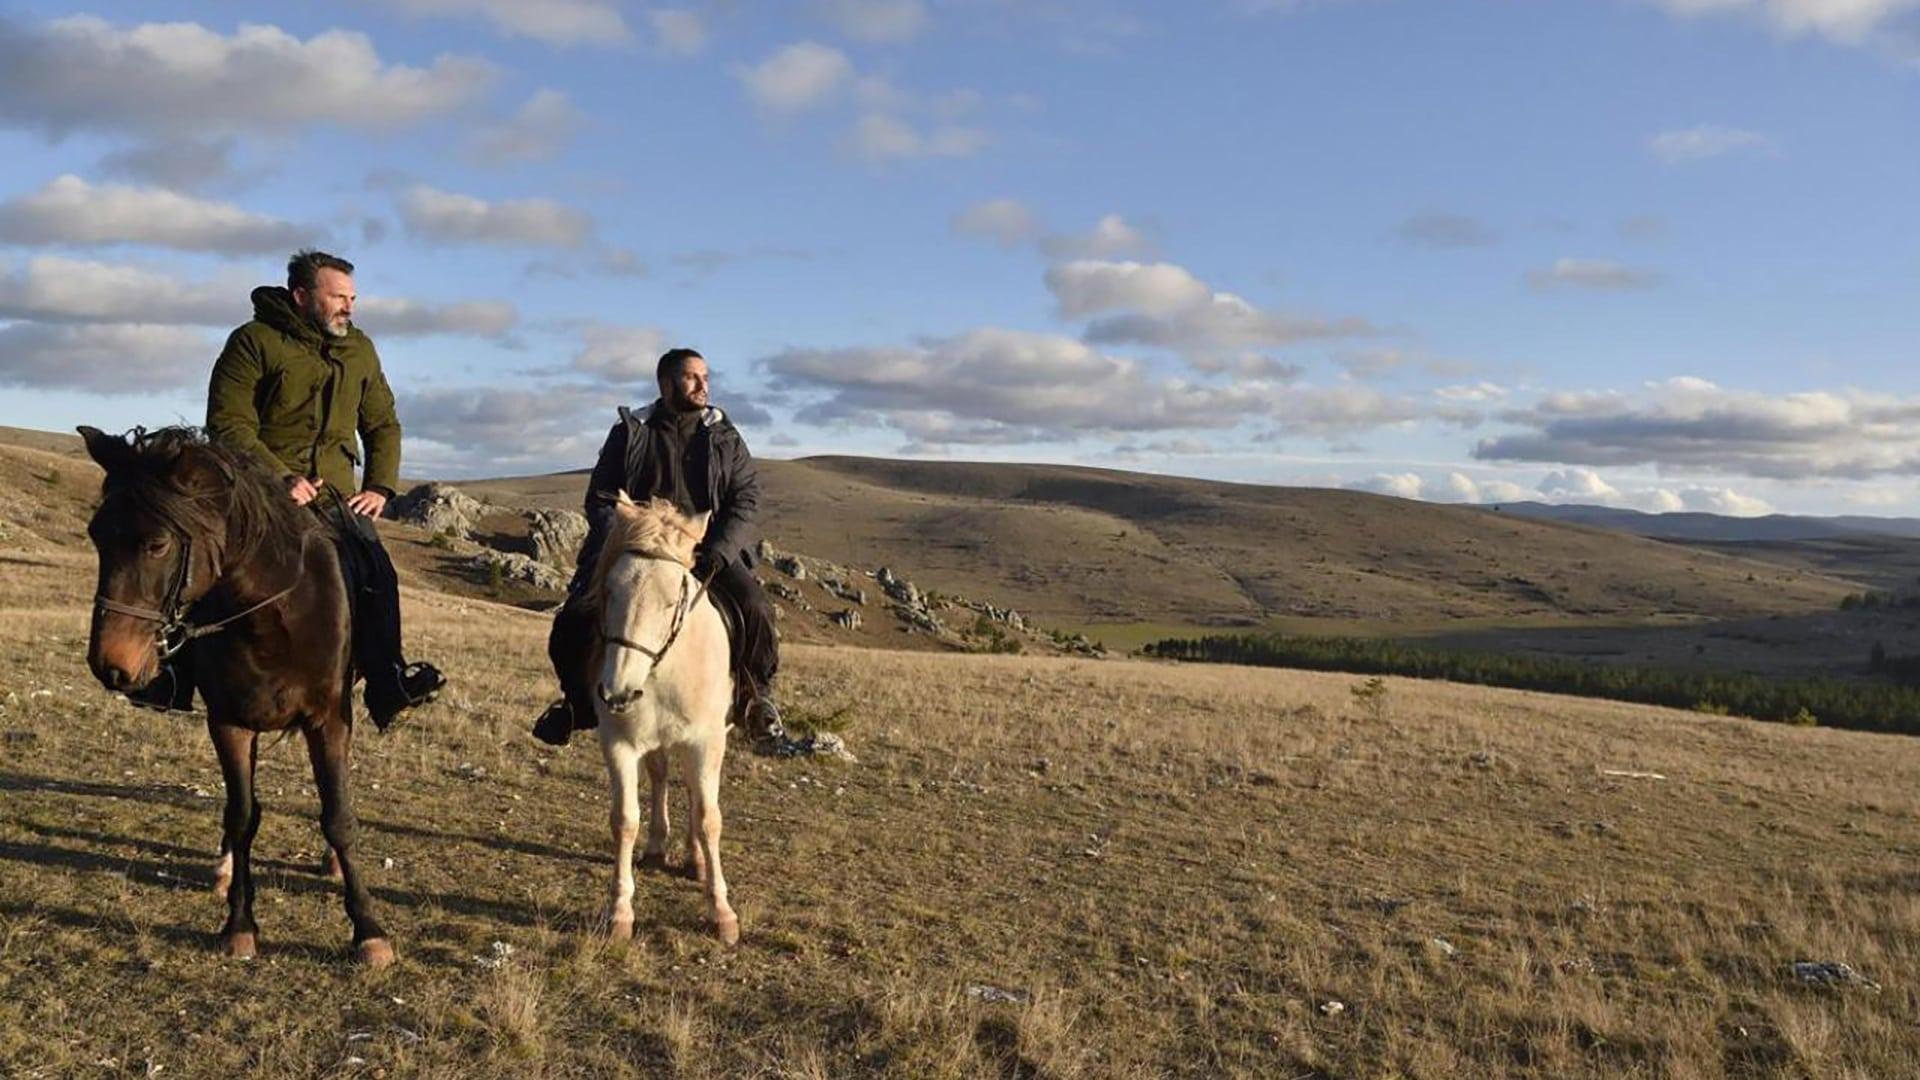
95,530,313,660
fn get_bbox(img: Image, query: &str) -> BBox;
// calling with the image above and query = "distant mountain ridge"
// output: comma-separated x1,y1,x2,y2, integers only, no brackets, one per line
1487,502,1920,542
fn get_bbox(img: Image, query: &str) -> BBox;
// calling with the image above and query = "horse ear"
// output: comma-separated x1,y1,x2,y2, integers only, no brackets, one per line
691,510,712,537
168,446,226,493
77,426,133,474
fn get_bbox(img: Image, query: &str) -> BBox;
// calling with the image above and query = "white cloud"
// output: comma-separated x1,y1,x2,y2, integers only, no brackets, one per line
0,255,244,325
1047,259,1375,359
399,383,613,476
571,323,673,383
0,322,212,393
1475,376,1920,481
763,327,1301,444
1526,257,1661,291
737,42,854,113
377,0,632,46
0,175,312,254
1269,384,1421,436
396,184,592,248
1537,466,1622,502
1038,214,1156,260
471,89,585,165
0,254,518,340
0,16,492,137
1642,0,1920,45
819,0,930,42
951,198,1040,248
1648,124,1779,163
1351,472,1425,499
1434,382,1509,403
848,113,988,161
648,9,708,55
1678,485,1775,515
353,297,518,338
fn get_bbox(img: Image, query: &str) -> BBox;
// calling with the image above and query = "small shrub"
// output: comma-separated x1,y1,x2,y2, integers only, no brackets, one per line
1350,676,1389,721
1788,707,1818,727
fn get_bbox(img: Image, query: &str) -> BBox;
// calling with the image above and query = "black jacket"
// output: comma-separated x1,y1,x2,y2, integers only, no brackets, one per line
581,402,761,570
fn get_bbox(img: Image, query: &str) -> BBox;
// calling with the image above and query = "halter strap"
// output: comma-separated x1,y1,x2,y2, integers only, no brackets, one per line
602,554,716,668
94,531,312,659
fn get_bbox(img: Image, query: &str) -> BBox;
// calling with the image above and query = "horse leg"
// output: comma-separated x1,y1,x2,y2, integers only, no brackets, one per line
213,836,233,901
602,738,642,940
683,780,706,884
304,718,392,968
682,742,738,945
210,723,261,958
638,748,670,874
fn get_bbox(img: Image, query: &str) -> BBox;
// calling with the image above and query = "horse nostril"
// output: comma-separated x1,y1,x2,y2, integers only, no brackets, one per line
103,665,131,690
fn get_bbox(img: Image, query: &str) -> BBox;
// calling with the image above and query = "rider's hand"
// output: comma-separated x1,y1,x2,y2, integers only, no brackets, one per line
286,475,324,506
694,546,727,579
347,489,388,518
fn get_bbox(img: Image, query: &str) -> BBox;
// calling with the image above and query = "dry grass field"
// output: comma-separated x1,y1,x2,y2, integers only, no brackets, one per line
5,535,1920,1077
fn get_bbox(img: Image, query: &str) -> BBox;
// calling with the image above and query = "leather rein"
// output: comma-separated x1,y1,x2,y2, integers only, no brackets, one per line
94,529,312,660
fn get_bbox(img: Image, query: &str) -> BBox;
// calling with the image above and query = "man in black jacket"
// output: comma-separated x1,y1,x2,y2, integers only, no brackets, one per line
532,347,784,748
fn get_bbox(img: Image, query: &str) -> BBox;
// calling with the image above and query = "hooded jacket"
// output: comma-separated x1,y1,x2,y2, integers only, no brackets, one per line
206,286,402,496
582,401,760,571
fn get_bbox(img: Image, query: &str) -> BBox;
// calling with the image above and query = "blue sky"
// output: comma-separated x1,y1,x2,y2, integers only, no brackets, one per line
2,0,1918,516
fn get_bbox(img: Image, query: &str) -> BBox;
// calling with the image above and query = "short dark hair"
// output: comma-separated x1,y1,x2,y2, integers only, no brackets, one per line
656,348,704,384
287,249,354,292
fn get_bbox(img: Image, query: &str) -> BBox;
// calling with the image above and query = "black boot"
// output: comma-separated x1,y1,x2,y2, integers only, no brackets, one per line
365,661,444,732
531,700,574,746
124,663,195,714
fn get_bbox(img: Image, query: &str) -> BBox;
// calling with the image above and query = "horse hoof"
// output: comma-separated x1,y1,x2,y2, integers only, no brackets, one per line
354,938,395,969
609,915,634,941
714,915,739,947
222,931,257,959
638,851,669,874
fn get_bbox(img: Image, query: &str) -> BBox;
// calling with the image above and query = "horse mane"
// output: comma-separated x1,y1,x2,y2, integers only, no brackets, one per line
99,426,321,566
582,495,701,610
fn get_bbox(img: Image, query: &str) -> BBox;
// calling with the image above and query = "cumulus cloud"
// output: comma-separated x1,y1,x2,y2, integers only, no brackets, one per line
1475,376,1920,481
1351,472,1425,499
1537,465,1623,502
1346,470,1536,505
761,327,1306,445
571,323,673,383
1526,257,1661,291
1046,259,1375,360
1393,211,1498,249
471,89,585,165
0,15,492,137
0,255,245,325
1648,124,1779,163
0,255,517,339
0,175,313,254
397,184,592,248
737,42,854,113
377,0,631,46
848,113,989,161
1642,0,1920,46
819,0,930,42
353,297,518,338
0,322,213,394
1038,214,1157,260
398,383,613,476
951,198,1040,248
648,9,708,55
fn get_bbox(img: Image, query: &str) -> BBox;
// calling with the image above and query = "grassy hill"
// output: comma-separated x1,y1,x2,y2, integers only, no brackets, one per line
462,454,1858,634
4,425,1920,1075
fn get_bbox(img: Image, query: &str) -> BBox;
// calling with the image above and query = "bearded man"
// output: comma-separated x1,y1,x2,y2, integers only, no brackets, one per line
132,248,445,729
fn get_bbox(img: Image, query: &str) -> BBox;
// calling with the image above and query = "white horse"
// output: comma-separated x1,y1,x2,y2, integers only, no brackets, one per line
587,494,739,944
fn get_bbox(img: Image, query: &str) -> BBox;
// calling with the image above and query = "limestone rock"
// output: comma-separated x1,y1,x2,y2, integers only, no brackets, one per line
526,508,588,568
388,483,484,539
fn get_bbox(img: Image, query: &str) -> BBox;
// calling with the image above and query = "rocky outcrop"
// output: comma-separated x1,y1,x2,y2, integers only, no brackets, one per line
471,549,568,591
526,508,588,568
389,483,484,539
830,609,862,630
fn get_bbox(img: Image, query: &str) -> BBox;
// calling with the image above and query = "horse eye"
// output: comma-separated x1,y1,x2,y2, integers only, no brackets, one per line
143,537,171,557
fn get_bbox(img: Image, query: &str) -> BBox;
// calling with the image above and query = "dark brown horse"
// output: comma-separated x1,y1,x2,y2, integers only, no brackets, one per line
78,426,393,967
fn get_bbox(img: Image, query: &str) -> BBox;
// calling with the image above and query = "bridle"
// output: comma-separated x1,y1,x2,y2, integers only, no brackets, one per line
94,529,311,661
602,554,714,668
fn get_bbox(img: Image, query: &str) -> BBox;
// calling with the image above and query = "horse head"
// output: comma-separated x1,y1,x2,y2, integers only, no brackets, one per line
595,494,710,713
78,425,235,692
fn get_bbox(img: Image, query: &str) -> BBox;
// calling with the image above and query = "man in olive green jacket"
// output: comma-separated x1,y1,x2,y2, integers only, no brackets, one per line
131,249,442,728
